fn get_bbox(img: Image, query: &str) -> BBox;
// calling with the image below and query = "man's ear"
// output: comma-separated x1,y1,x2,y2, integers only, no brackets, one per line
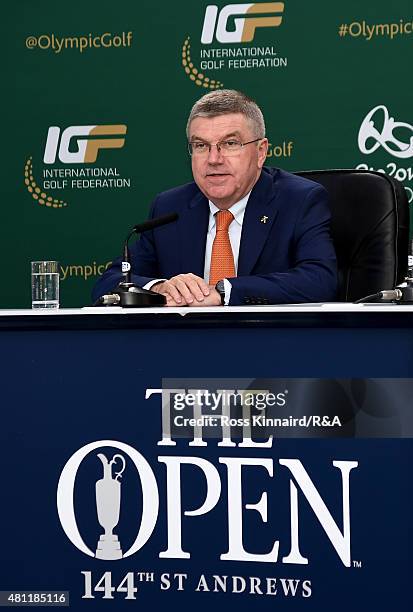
257,138,269,168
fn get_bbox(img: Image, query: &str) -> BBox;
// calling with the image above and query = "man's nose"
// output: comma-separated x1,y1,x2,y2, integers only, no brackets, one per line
207,144,224,163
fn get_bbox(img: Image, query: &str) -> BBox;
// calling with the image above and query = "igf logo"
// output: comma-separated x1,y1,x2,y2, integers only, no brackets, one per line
201,2,284,44
43,124,127,164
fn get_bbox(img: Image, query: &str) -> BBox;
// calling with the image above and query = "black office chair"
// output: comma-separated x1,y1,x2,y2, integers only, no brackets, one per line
296,169,410,302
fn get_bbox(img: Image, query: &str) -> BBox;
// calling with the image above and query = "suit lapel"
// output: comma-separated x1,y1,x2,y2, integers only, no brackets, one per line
238,170,279,275
178,190,209,277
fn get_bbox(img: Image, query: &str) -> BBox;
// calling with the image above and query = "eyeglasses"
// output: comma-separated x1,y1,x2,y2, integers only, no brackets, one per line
188,138,261,157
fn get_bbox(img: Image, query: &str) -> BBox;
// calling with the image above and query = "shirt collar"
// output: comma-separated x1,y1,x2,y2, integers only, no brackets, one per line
208,191,251,231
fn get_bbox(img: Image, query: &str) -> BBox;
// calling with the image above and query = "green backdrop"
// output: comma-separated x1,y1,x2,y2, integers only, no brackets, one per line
3,0,413,307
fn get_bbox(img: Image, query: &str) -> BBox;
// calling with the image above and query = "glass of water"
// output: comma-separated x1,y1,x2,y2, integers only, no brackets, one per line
31,261,60,309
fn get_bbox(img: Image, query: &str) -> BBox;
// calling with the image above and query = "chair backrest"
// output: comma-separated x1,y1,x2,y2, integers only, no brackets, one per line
296,169,409,301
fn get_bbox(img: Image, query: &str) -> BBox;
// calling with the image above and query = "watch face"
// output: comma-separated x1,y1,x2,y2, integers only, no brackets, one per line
216,280,225,294
215,280,225,304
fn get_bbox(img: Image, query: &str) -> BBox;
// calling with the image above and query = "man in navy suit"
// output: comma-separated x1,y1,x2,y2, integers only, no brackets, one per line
93,90,337,306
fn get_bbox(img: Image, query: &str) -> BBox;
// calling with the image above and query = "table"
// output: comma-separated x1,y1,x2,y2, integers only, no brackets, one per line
0,305,412,611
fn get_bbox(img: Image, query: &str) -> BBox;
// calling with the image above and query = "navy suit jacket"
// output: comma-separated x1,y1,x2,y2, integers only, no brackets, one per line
92,167,337,305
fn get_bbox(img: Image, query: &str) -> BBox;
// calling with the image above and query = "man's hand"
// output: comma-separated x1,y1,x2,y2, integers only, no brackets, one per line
151,273,211,305
164,287,222,307
188,287,222,306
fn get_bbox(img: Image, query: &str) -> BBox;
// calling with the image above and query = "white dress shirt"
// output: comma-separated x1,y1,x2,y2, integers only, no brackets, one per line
204,192,251,304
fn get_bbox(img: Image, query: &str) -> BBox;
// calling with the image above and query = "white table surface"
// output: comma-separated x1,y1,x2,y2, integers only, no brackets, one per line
1,303,413,317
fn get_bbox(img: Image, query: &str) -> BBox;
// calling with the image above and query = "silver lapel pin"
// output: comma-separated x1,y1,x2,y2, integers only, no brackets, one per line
260,215,269,224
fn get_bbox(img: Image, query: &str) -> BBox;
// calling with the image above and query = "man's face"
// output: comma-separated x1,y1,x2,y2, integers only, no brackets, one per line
188,113,268,209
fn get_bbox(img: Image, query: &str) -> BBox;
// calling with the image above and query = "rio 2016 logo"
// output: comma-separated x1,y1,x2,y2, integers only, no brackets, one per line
201,2,285,44
358,105,413,160
356,105,413,203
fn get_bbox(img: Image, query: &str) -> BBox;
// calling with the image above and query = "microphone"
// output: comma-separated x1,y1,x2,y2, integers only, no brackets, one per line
102,212,178,308
133,213,178,235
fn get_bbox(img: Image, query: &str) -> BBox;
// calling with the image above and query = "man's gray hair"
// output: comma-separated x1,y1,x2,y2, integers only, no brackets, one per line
186,89,266,139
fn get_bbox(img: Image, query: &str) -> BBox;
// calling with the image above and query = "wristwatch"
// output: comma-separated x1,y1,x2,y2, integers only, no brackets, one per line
215,279,226,305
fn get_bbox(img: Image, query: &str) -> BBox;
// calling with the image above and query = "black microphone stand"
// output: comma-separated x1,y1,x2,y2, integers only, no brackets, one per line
112,226,166,307
99,213,178,307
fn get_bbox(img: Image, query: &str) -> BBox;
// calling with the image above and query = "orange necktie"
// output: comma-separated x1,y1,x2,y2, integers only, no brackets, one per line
209,210,236,285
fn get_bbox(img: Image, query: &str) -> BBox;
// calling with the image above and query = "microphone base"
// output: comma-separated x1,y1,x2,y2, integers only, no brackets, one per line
399,282,413,304
113,282,166,307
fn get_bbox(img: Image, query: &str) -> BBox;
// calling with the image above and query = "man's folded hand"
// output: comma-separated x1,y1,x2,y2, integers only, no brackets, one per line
151,273,211,305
